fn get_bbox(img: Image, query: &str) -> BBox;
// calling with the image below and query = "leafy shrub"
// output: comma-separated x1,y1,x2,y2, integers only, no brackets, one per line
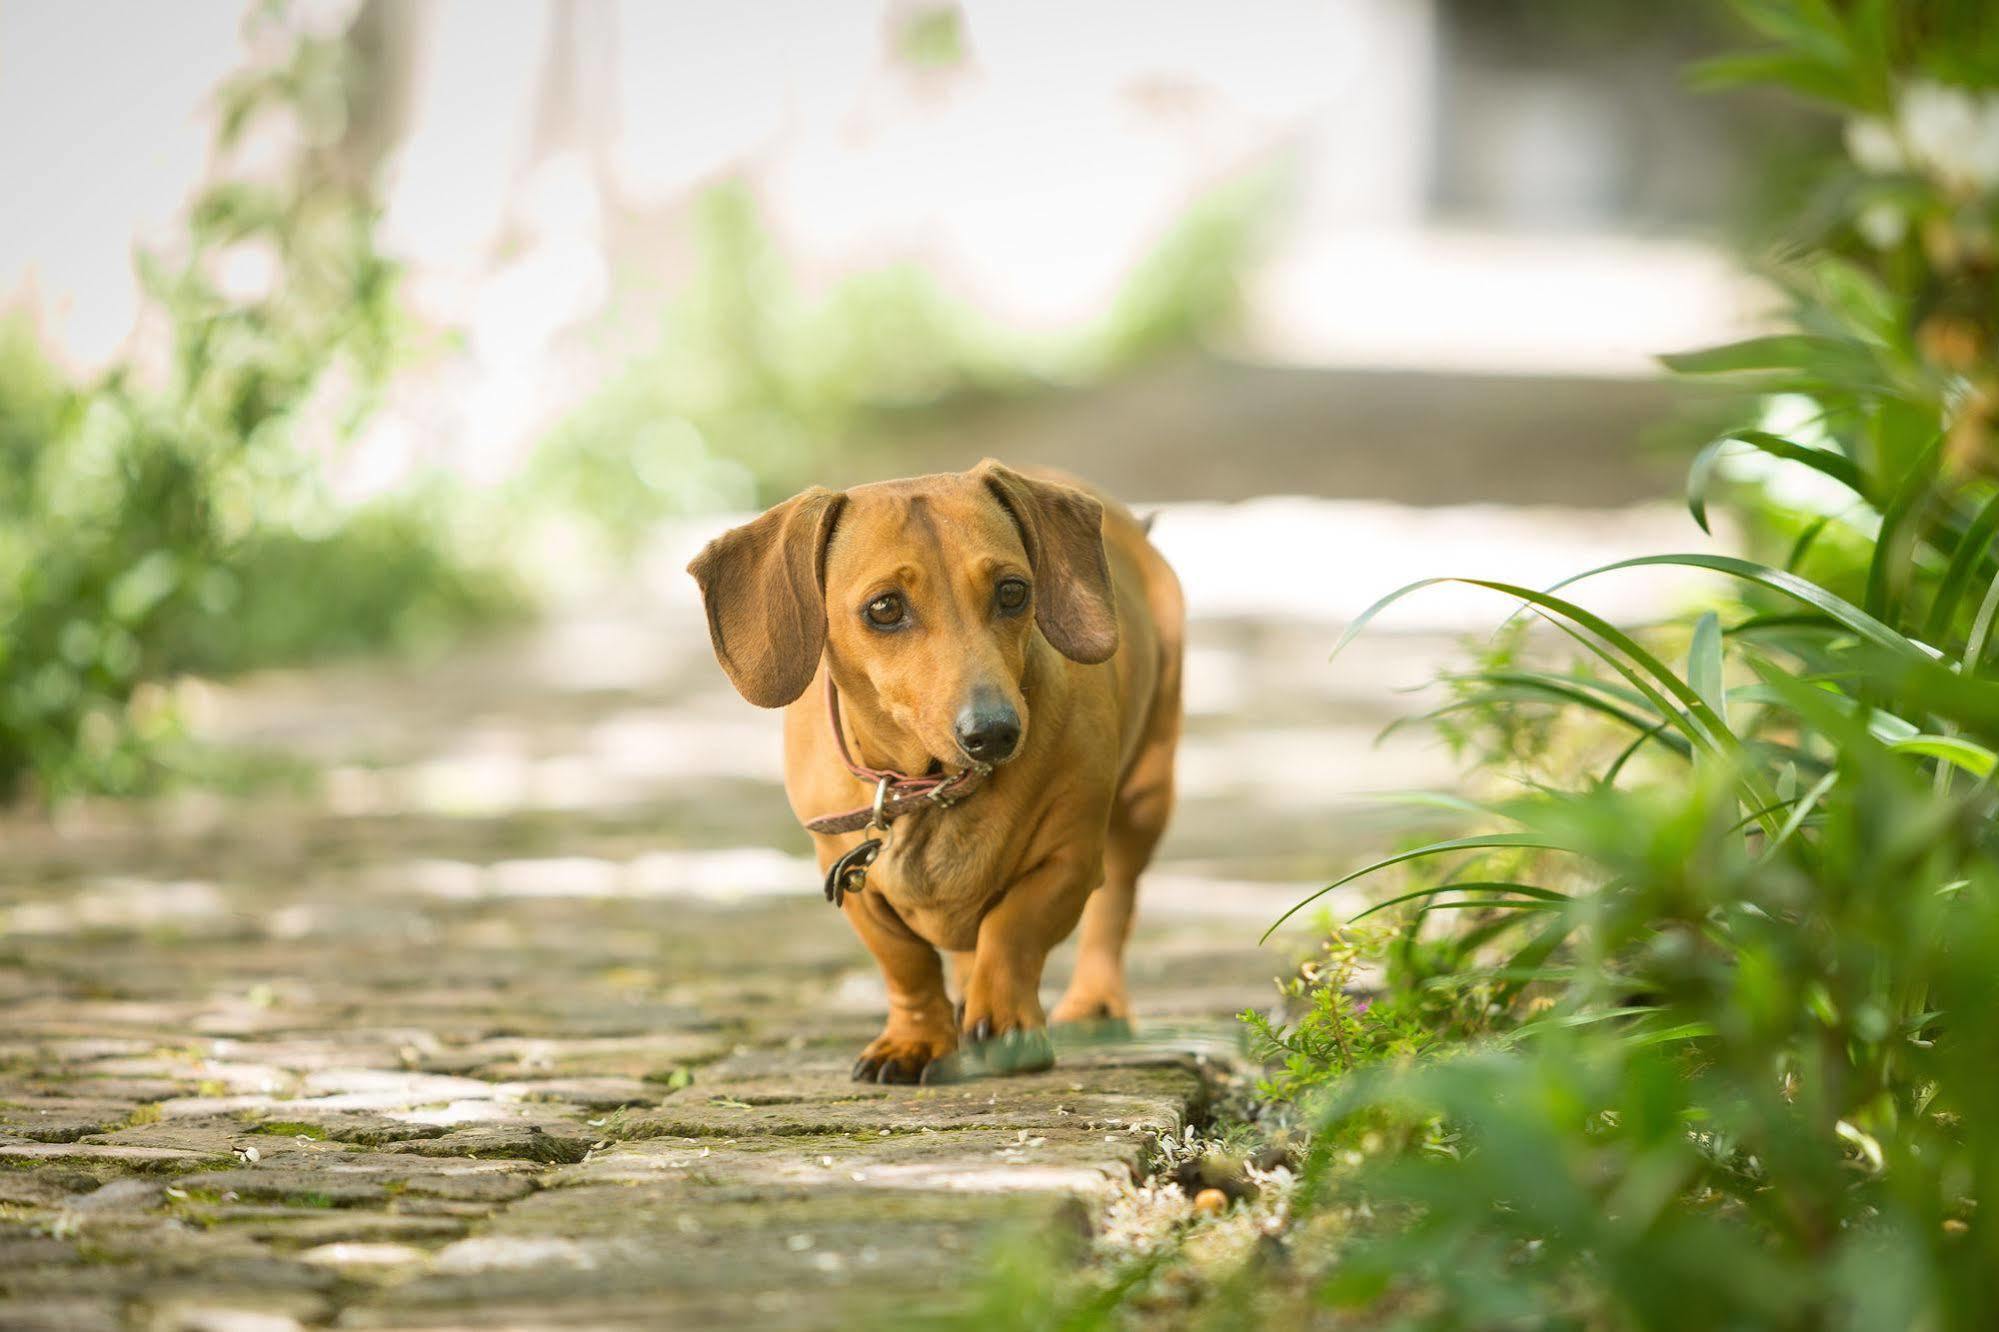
1241,3,1999,1326
0,6,519,801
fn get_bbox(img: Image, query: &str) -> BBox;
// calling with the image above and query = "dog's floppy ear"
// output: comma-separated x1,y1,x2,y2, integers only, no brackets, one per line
687,487,846,707
977,460,1118,664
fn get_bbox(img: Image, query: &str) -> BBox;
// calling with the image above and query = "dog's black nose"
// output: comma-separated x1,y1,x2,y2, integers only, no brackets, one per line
954,697,1021,763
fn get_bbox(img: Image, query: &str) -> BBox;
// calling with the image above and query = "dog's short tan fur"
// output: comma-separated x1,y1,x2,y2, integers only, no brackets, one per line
689,460,1183,1082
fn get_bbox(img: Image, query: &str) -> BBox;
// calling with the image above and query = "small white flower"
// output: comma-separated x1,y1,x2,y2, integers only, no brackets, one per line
1857,201,1907,249
1845,117,1903,173
1900,81,1999,192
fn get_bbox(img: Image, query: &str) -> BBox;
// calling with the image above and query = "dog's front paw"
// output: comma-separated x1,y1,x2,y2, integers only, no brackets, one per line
852,1027,958,1085
958,1002,1055,1076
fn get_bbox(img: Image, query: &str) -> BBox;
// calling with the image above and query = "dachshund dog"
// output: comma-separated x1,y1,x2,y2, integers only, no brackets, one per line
689,461,1184,1083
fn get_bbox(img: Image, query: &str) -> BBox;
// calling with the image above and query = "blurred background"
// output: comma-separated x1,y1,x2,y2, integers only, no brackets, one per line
1,0,1800,817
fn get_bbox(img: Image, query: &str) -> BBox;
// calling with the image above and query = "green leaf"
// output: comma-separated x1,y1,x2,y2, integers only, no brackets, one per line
1687,430,1870,537
1761,769,1840,860
1659,334,1858,375
1888,735,1998,779
1690,612,1727,728
1730,0,1853,62
1264,835,1576,942
1348,880,1574,924
1687,50,1862,105
1863,429,1945,623
1546,553,1940,662
1335,573,1777,826
1785,512,1841,572
1598,720,1679,789
1402,679,1680,754
1924,490,1999,644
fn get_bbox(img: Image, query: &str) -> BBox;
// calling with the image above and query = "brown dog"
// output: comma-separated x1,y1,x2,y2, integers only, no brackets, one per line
688,460,1183,1082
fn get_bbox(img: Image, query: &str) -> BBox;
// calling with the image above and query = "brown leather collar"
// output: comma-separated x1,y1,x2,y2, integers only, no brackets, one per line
801,674,991,835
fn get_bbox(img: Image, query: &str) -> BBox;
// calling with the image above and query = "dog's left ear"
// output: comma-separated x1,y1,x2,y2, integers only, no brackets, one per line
687,486,847,707
977,460,1118,664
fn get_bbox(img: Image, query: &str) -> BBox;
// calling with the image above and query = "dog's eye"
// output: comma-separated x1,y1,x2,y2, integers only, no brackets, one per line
995,578,1030,614
864,593,905,628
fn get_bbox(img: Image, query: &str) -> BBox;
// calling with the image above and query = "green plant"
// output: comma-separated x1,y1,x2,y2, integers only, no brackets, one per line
1234,2,1999,1327
0,4,520,800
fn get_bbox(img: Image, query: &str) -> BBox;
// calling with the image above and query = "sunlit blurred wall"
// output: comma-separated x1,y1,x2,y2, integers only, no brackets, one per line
3,2,1440,461
0,1,247,373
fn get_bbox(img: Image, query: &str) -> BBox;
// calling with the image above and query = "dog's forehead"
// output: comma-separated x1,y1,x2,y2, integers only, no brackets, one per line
828,473,1022,567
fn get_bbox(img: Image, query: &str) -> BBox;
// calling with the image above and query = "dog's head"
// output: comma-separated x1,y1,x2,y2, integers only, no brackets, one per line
687,460,1117,768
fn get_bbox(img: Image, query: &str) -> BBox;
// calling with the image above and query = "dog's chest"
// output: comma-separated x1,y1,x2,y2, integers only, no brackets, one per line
868,810,1016,948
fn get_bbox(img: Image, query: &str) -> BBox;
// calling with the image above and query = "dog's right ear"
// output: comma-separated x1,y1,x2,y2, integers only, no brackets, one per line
687,487,846,708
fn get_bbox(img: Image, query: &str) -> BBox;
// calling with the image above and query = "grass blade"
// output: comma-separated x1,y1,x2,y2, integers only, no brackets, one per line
1685,429,1870,533
1690,612,1727,727
1923,489,1999,642
1888,734,1998,779
1863,430,1944,624
1547,553,1941,661
1263,834,1575,942
1348,879,1573,923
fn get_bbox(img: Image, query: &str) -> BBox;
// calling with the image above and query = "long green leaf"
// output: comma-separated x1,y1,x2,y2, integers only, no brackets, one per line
1686,50,1860,105
1659,334,1857,375
1441,668,1655,712
1335,578,1735,750
1889,735,1998,779
1420,900,1562,913
1685,430,1869,533
1690,612,1727,728
1966,564,1999,676
1348,880,1574,923
1598,720,1678,789
1546,553,1941,661
1785,512,1840,572
1923,489,1999,643
1263,835,1574,942
1355,576,1789,832
1863,430,1945,623
1761,769,1840,861
1359,791,1516,820
1397,682,1679,754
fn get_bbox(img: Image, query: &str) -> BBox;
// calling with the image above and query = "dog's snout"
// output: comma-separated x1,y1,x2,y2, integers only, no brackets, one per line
954,693,1021,764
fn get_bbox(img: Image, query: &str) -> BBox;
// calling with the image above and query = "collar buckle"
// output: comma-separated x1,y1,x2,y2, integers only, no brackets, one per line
868,775,893,832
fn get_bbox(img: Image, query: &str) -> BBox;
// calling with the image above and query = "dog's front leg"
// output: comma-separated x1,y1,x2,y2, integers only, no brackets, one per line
841,888,958,1084
959,850,1103,1074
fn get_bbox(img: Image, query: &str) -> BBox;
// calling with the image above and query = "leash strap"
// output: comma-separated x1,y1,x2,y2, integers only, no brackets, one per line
801,675,991,837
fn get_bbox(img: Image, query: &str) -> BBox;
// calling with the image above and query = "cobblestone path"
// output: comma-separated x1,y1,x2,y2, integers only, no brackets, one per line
0,500,1699,1329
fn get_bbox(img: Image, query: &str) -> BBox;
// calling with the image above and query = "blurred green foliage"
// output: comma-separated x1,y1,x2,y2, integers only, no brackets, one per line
523,171,1274,555
0,8,519,801
1202,2,1999,1326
